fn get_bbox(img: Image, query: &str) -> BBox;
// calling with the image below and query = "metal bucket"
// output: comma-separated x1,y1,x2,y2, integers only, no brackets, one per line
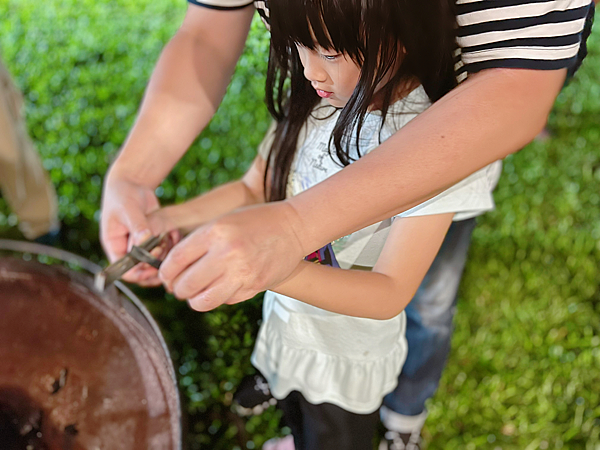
0,240,181,450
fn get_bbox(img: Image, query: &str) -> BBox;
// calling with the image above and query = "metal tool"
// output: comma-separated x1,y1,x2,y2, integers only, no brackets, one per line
94,233,167,292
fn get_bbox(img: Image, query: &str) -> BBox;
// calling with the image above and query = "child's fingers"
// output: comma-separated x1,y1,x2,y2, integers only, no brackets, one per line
150,230,181,260
127,229,153,252
120,263,159,284
147,209,179,239
119,230,180,286
151,245,165,260
120,265,145,283
168,229,182,245
136,274,163,287
133,264,163,287
118,221,182,285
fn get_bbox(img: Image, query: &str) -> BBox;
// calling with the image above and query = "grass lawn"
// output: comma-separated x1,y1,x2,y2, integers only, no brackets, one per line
0,1,598,448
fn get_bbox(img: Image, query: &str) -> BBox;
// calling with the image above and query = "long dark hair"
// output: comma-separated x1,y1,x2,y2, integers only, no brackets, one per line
264,0,458,201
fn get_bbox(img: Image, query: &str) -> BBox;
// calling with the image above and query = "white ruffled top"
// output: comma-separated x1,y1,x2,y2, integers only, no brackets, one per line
252,86,502,414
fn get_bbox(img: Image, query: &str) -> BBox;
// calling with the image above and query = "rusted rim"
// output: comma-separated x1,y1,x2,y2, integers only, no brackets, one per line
0,239,182,448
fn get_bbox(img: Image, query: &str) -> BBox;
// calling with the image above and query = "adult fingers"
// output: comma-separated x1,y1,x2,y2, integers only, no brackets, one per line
100,181,158,262
161,203,306,307
100,202,133,263
130,187,161,240
100,221,130,264
124,207,153,250
187,278,243,312
184,260,259,308
224,288,257,305
159,228,210,293
167,249,225,301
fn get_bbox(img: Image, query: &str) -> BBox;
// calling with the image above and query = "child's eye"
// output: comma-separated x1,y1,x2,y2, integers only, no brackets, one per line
321,53,340,61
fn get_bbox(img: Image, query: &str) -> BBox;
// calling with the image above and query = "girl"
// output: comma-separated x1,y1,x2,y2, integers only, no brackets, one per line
149,0,501,447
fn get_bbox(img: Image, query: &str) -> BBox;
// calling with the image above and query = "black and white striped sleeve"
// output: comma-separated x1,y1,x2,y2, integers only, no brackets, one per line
186,0,271,29
187,0,254,10
456,0,594,74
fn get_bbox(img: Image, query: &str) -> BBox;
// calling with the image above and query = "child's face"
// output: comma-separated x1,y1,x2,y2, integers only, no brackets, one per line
295,44,361,108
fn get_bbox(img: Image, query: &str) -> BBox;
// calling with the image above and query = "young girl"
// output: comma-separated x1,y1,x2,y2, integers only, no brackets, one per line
149,0,501,447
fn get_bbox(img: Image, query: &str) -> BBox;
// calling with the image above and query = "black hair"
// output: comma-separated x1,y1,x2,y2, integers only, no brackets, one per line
264,0,458,201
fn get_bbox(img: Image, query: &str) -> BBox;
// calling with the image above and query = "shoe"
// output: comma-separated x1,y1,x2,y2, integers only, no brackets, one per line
33,227,60,246
233,372,277,416
378,430,421,450
379,407,426,450
263,435,295,450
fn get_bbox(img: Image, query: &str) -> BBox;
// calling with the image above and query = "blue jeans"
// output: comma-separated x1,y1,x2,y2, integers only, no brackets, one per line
382,3,595,418
383,218,476,416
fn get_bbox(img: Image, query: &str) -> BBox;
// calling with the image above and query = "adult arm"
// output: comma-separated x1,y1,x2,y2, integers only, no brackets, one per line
286,68,566,246
273,214,454,320
184,211,453,317
100,4,254,282
160,66,566,306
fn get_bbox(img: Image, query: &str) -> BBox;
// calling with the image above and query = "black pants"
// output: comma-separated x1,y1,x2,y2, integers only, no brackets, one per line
278,391,379,450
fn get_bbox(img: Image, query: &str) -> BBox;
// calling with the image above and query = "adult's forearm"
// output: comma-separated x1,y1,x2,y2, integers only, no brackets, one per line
285,68,566,255
109,6,254,188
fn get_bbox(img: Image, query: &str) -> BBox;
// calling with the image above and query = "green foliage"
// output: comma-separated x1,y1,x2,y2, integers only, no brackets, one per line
0,1,274,448
0,0,270,255
425,25,600,450
0,1,599,449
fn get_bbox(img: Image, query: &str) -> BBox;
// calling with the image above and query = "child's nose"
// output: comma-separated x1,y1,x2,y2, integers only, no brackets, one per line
303,56,327,84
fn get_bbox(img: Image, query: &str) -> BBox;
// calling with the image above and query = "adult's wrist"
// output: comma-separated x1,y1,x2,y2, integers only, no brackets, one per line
277,199,312,257
105,151,160,191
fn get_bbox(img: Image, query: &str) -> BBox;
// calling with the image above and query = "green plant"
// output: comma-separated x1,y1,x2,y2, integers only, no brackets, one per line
0,2,598,448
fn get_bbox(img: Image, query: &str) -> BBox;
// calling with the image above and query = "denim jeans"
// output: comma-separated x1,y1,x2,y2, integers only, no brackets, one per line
382,2,595,419
383,218,476,416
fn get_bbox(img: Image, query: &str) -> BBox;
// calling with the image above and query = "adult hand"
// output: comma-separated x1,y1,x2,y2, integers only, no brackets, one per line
100,173,167,286
159,202,306,311
99,5,255,285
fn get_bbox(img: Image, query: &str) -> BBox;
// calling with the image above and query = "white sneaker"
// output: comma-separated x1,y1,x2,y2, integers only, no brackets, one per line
379,407,426,450
378,430,421,450
263,435,295,450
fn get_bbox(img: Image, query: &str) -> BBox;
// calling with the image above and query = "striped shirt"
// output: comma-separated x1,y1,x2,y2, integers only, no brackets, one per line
188,0,594,74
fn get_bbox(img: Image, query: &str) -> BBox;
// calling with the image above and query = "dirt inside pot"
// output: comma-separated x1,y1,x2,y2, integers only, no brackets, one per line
0,258,180,449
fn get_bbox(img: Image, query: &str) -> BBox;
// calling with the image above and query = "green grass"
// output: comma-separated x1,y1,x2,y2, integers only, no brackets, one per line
0,1,598,449
427,22,600,450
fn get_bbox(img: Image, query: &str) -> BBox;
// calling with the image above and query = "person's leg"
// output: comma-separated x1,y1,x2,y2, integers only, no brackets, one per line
276,391,379,450
0,58,58,240
276,391,305,450
380,218,477,449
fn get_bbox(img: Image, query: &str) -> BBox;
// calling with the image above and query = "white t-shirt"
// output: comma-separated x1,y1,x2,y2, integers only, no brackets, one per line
251,86,502,414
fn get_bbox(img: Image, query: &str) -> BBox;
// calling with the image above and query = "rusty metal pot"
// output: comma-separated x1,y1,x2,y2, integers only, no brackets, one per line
0,240,181,450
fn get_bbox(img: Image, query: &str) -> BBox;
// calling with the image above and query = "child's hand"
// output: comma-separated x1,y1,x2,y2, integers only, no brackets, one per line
123,210,182,287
